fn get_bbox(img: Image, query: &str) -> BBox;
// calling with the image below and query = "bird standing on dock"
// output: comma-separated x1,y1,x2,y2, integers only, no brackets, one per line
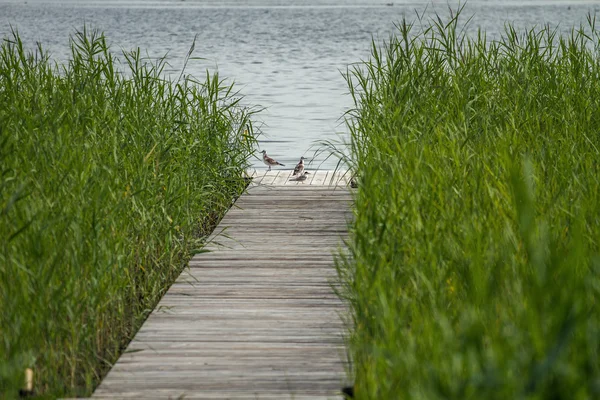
293,156,306,176
290,170,310,182
261,150,285,171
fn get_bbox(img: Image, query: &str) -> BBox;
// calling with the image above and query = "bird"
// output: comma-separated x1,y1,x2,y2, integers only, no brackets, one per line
290,171,310,182
293,156,306,176
261,150,284,171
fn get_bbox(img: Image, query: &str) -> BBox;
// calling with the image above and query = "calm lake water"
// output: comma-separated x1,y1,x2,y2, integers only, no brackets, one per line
1,0,598,168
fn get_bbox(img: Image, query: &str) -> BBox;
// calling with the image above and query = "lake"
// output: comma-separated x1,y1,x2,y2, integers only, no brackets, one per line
1,0,598,168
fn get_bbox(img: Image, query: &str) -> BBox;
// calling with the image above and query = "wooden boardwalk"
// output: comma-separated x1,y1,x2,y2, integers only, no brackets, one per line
92,170,352,399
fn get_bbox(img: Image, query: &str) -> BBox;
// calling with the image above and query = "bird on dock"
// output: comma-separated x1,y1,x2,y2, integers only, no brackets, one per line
261,150,284,171
290,171,310,182
293,156,306,176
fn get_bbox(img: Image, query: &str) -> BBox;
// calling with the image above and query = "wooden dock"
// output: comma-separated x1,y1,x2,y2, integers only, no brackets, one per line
92,170,352,399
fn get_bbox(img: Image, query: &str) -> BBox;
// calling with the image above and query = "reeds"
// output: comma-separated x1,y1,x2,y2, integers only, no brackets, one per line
340,9,600,399
0,28,256,397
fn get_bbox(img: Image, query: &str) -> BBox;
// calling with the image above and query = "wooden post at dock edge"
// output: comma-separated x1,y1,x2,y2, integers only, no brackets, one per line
18,368,34,397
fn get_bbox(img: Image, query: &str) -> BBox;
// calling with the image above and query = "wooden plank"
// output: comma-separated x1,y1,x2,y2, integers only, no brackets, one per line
247,169,349,187
327,169,351,187
205,235,346,243
95,395,341,400
208,230,349,237
261,170,282,186
309,170,329,185
271,169,294,185
187,258,339,265
325,170,349,187
93,179,351,399
189,253,339,260
245,169,349,187
234,199,353,206
241,191,350,198
234,197,352,204
216,216,350,222
250,169,266,185
221,209,352,216
251,170,280,186
244,168,258,179
247,185,350,192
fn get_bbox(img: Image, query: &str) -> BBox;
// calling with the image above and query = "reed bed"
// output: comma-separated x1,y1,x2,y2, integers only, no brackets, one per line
0,29,256,397
340,10,600,399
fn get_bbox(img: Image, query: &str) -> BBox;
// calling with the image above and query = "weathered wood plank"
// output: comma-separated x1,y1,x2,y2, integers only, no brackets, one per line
189,257,340,263
220,210,351,216
233,199,353,207
246,169,349,188
271,169,294,185
204,240,347,246
251,170,281,186
325,170,350,187
190,253,338,260
247,187,351,194
95,395,341,400
308,170,329,185
152,302,346,311
179,267,341,275
93,172,351,399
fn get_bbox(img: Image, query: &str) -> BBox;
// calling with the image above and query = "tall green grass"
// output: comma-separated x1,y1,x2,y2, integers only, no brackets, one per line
0,28,256,397
340,10,600,399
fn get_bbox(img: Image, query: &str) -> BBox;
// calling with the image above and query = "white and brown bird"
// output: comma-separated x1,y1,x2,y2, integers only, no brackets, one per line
261,150,284,171
290,170,310,182
293,156,306,176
